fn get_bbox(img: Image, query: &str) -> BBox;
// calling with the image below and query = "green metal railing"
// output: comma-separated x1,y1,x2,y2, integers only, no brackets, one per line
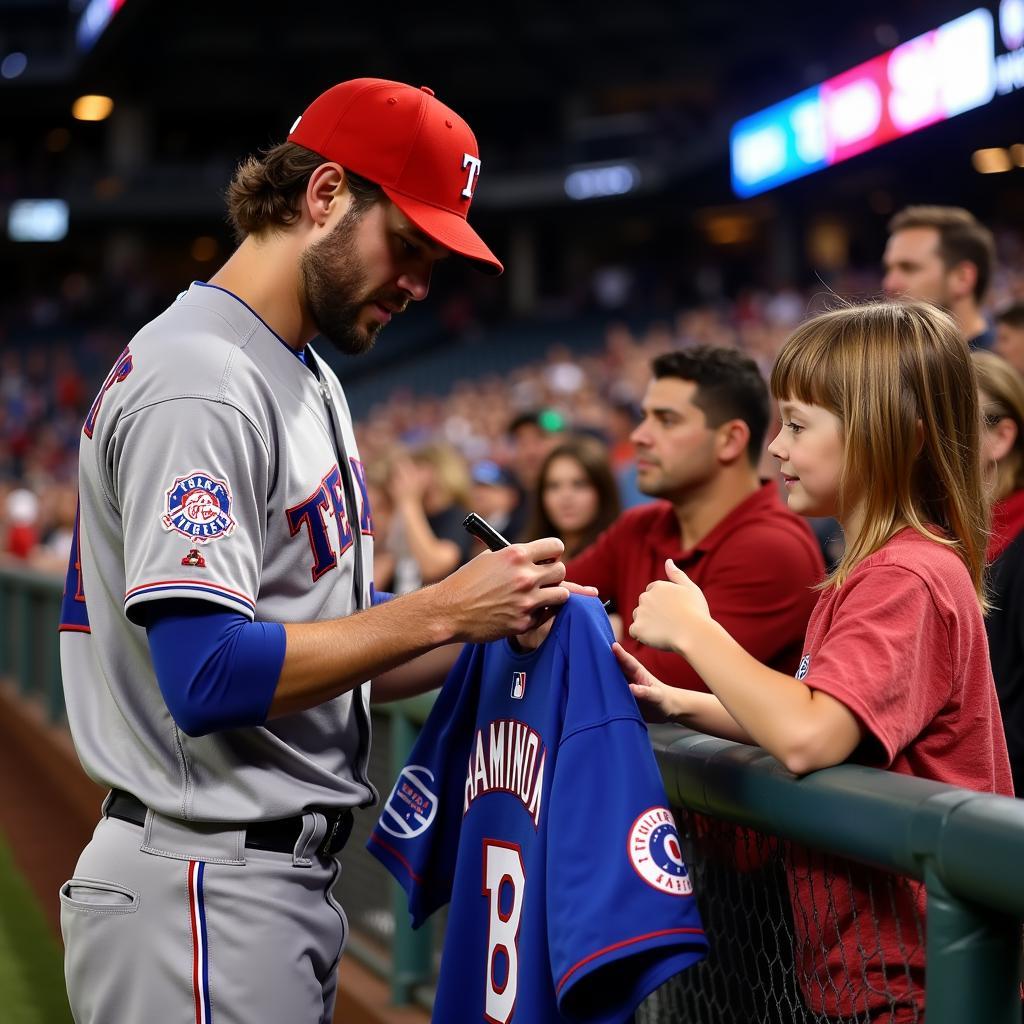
653,727,1024,1024
0,562,66,722
4,565,1023,1020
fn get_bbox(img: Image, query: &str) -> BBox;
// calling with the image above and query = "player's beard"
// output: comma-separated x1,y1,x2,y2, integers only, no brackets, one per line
300,205,392,356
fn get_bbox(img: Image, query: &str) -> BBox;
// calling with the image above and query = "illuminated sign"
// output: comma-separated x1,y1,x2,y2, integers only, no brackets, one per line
730,7,1023,197
76,0,128,54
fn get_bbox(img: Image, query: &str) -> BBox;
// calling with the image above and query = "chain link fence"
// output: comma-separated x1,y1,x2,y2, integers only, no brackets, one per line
637,813,925,1024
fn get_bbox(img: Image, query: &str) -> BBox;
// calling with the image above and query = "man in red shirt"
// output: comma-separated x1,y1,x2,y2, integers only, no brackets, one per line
567,347,824,690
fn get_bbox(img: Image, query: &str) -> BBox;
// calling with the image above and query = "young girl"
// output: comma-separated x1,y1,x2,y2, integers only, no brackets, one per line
615,301,1013,1023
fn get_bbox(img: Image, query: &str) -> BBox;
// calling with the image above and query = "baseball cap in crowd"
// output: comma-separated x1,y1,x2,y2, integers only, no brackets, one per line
471,459,517,489
288,78,502,274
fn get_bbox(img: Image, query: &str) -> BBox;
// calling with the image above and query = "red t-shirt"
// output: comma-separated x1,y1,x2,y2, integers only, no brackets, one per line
790,528,1014,1022
566,482,825,690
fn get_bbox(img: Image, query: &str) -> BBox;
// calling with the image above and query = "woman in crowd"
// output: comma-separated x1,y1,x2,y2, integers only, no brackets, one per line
973,350,1024,796
525,435,621,559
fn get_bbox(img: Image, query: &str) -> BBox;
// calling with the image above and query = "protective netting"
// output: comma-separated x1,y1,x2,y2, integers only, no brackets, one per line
636,809,925,1024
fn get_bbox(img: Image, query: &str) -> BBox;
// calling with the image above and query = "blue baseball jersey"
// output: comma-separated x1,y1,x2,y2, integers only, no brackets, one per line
368,595,707,1023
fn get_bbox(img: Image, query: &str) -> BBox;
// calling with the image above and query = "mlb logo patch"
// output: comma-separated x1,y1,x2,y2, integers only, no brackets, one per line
511,671,526,700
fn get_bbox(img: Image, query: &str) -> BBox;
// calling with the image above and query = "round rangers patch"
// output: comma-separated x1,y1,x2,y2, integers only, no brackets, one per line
161,471,237,543
628,807,693,895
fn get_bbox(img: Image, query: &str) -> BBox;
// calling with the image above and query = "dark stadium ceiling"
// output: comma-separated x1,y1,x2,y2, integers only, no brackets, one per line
2,0,1019,230
1,0,986,158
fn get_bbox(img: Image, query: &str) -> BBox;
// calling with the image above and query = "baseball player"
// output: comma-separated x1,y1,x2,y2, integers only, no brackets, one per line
58,79,582,1024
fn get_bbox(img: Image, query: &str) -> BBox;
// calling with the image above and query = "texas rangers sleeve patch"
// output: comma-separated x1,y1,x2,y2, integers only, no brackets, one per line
162,471,237,543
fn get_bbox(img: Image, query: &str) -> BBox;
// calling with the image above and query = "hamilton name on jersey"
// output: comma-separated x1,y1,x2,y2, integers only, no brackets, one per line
463,718,547,828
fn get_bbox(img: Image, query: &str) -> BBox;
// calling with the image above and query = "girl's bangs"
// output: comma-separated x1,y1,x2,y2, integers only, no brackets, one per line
769,321,836,409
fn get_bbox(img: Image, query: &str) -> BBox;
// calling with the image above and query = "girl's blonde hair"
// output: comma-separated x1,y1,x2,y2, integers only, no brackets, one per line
770,301,989,606
972,350,1024,500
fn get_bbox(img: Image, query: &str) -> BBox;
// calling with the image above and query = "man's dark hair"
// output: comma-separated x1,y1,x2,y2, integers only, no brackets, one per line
225,141,382,242
887,205,995,304
651,346,769,464
996,300,1024,331
507,409,564,436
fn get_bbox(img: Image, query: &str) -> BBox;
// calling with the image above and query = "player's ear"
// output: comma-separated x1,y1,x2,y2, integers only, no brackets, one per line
304,163,346,227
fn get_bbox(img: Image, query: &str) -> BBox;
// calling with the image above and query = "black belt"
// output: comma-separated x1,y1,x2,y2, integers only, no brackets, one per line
105,790,353,858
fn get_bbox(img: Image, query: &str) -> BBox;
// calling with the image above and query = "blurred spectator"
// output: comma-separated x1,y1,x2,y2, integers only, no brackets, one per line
37,481,78,566
505,408,564,541
468,459,520,548
525,436,621,560
604,399,650,510
364,463,396,595
566,346,824,691
507,409,563,492
5,487,39,559
973,351,1024,795
995,301,1024,377
883,205,996,349
389,442,475,593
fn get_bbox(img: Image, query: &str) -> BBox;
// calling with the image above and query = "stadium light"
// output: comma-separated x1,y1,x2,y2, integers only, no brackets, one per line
8,200,69,242
564,163,639,201
72,95,114,121
972,146,1013,171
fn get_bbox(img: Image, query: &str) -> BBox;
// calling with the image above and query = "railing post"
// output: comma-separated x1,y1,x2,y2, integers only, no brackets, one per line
16,587,34,697
0,576,9,673
389,708,433,1005
923,863,1020,1024
47,592,65,723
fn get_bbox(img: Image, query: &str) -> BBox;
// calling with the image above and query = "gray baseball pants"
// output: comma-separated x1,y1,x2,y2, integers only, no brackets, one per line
60,799,348,1024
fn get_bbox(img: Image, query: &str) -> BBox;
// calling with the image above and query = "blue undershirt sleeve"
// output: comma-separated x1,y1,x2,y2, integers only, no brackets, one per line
370,585,395,606
144,598,286,737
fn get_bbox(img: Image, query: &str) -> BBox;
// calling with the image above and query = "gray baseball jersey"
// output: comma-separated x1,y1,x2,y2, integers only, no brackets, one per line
60,281,377,821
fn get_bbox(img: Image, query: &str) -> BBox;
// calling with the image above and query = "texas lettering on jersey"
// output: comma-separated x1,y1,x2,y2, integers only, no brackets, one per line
286,458,373,582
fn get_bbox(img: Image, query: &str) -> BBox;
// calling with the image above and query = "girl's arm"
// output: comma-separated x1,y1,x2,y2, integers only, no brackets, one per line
613,642,755,743
629,559,864,775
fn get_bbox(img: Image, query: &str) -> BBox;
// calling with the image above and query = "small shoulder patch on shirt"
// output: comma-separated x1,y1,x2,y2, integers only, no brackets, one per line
628,807,693,895
162,471,237,543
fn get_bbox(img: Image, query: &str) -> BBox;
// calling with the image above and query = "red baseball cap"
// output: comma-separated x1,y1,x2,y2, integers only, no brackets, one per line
287,78,502,274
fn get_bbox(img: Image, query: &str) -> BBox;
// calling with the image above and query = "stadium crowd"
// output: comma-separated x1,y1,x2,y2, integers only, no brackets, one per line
3,249,1023,579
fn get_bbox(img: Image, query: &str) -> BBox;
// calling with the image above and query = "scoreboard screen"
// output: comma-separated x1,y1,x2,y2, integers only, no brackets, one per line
730,6,1022,197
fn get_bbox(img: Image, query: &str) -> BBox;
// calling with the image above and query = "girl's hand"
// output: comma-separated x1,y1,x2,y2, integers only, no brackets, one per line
612,641,678,724
629,559,711,654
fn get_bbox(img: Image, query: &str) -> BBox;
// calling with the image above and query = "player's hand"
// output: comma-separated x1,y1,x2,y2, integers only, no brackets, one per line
612,642,679,723
514,580,599,651
437,537,575,644
629,558,711,654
